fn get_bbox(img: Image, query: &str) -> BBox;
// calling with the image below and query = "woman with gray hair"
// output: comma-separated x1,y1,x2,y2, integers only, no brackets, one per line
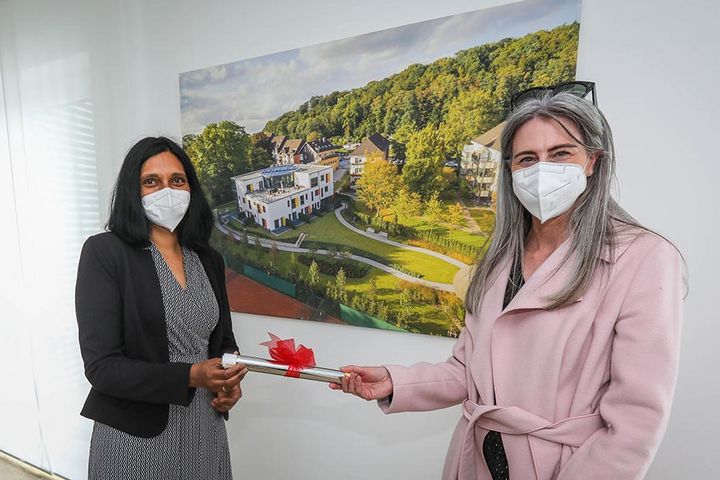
332,85,684,480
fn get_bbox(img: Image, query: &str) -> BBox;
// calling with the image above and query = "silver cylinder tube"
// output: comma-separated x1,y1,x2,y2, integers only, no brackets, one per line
222,353,345,384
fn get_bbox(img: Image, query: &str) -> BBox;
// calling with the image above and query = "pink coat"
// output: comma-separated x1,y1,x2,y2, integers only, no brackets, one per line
380,231,683,479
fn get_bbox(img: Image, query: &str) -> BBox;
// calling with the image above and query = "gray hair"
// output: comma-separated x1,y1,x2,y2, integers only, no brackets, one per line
466,92,649,313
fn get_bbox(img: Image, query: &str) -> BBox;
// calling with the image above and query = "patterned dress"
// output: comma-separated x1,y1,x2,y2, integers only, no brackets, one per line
88,245,232,480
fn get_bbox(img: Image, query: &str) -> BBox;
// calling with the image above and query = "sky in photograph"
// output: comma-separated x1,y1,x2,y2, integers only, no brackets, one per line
179,0,581,135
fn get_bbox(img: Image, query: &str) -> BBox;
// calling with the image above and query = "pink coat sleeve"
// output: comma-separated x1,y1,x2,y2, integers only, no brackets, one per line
378,322,471,414
557,239,684,479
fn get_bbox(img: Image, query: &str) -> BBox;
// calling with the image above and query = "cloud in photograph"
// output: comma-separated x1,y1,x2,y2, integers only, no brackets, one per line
180,0,581,135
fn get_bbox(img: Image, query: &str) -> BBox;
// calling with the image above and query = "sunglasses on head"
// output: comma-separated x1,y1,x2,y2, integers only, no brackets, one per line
510,81,597,112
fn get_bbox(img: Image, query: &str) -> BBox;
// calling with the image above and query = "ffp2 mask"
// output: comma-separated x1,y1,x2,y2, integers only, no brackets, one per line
511,162,587,223
141,187,191,232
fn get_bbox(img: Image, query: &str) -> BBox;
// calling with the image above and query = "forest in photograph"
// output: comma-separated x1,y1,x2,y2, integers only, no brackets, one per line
180,5,580,336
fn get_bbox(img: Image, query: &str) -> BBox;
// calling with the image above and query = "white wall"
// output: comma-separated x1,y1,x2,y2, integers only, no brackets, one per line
0,0,718,479
575,2,720,476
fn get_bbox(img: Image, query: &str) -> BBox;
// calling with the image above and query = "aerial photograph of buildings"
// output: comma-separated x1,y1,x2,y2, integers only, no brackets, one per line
179,0,582,336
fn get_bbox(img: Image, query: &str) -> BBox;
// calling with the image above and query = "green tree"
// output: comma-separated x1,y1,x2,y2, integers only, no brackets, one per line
439,88,496,156
342,100,362,138
368,278,378,298
325,268,347,303
399,288,413,309
325,280,337,301
182,133,197,148
249,132,274,171
447,202,464,226
334,268,347,304
402,124,447,197
389,122,416,160
185,121,251,206
307,260,320,288
391,188,423,223
377,302,390,322
356,153,402,216
261,23,579,149
350,291,366,312
396,288,414,329
439,293,466,338
424,192,444,234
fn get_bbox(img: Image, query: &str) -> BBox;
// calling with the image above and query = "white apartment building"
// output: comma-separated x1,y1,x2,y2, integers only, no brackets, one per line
232,164,334,232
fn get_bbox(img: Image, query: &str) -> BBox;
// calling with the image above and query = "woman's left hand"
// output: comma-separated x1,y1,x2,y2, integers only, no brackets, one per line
211,384,242,413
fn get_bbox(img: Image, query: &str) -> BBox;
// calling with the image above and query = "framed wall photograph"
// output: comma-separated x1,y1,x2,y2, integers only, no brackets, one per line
179,0,582,337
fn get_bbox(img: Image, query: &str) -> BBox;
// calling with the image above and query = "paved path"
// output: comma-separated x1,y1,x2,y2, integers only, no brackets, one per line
334,206,469,268
456,194,484,235
216,223,455,292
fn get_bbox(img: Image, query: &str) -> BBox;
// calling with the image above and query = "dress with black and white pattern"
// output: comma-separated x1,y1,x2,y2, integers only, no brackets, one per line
87,244,232,480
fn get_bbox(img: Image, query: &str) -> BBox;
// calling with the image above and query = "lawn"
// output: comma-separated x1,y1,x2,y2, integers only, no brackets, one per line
234,212,459,284
467,207,496,233
215,201,238,214
346,268,454,336
270,249,456,336
217,229,460,336
357,199,492,249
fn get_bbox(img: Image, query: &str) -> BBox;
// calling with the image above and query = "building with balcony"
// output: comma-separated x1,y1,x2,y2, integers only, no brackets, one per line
461,121,505,204
232,164,334,232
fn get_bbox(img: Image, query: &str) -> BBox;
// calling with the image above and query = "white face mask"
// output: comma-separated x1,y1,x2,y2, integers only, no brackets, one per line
511,162,587,223
141,187,191,232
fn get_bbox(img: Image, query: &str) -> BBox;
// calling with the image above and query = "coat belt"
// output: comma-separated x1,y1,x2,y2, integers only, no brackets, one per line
457,400,606,479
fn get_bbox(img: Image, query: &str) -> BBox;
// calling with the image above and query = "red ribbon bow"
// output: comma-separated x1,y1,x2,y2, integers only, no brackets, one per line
260,333,316,378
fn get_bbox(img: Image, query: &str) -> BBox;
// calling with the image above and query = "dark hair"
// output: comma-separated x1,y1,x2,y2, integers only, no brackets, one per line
107,136,213,250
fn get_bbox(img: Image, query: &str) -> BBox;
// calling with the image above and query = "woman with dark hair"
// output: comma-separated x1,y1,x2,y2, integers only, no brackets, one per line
76,136,246,479
333,87,685,479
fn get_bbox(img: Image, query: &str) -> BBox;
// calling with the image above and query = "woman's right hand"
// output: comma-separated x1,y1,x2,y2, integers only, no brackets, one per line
189,358,247,393
330,365,393,401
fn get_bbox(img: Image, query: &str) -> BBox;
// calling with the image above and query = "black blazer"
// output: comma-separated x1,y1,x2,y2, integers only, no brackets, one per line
75,232,238,438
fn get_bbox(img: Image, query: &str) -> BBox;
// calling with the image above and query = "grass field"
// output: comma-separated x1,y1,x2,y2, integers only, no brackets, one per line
268,249,455,336
235,212,459,284
346,268,453,335
356,199,493,249
218,200,477,336
466,207,496,233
